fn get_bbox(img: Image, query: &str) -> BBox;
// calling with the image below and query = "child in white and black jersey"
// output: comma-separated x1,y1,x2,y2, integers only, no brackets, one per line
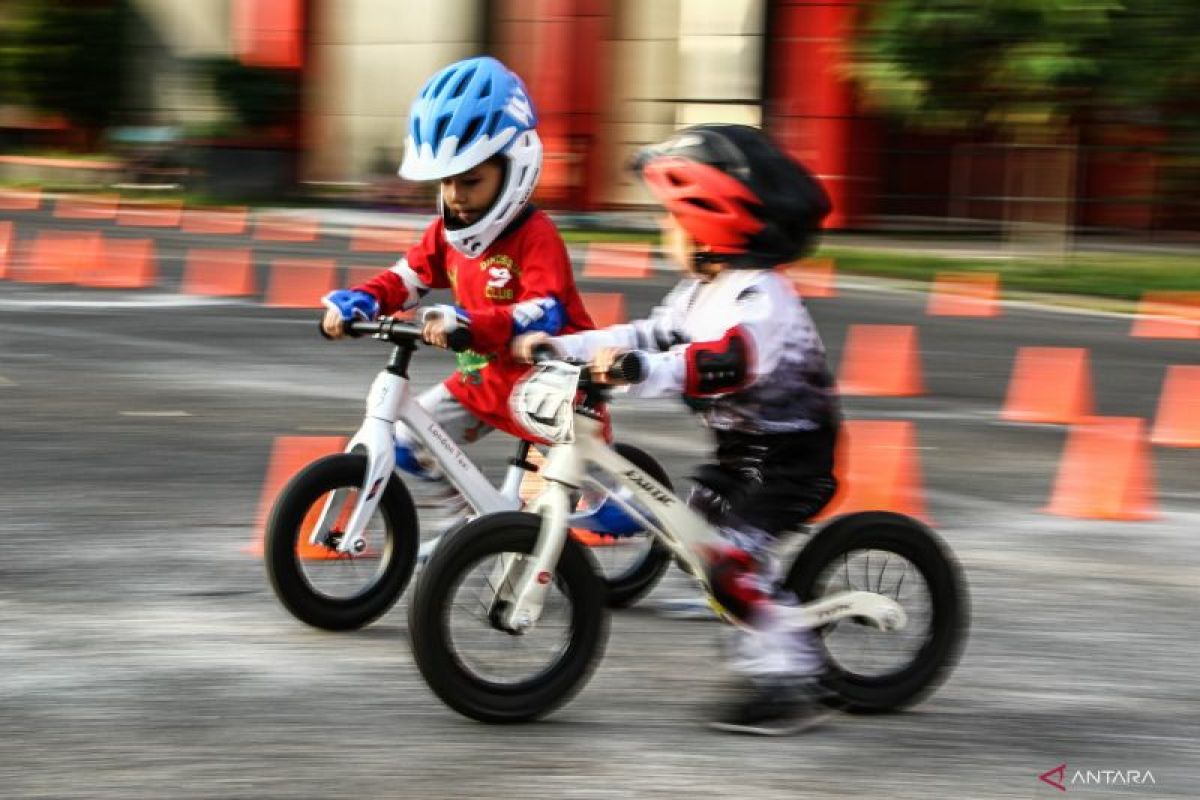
515,124,841,735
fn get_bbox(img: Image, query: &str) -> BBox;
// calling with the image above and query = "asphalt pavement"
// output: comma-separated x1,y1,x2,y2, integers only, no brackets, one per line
1,207,1198,798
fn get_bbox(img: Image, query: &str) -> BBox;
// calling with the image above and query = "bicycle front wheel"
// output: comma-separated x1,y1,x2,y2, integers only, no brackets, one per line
264,454,419,631
408,512,609,723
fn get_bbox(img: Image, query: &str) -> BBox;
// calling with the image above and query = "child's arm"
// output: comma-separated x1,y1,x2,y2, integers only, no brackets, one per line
352,223,451,315
548,280,695,362
603,276,791,401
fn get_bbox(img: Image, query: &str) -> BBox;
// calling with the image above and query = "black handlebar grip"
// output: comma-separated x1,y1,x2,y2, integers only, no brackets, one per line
607,351,645,384
530,343,559,363
445,326,473,353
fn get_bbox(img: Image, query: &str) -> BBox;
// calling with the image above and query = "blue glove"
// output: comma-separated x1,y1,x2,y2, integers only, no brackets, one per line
511,296,565,336
322,289,379,322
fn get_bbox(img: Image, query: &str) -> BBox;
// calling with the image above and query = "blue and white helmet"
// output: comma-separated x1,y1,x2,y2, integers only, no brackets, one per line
400,56,543,257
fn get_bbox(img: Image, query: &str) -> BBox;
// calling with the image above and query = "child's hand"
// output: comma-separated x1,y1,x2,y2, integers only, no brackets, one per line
320,289,378,339
321,308,347,339
422,316,450,349
512,332,552,364
591,347,632,385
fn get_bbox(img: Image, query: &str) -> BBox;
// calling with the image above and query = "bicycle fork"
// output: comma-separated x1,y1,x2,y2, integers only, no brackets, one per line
311,371,404,556
487,483,572,633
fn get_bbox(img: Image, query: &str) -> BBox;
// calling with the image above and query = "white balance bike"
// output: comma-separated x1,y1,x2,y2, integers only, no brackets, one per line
408,351,968,723
263,319,673,631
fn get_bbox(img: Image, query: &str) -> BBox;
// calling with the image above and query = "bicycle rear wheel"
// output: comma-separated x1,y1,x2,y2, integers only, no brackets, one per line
783,511,968,712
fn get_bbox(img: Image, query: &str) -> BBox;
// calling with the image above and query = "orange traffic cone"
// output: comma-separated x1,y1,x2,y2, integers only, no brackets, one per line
264,258,338,308
1044,417,1157,520
582,291,627,327
1151,366,1200,447
1130,292,1200,339
350,226,413,253
77,237,158,289
181,206,248,235
1001,347,1092,424
181,248,256,297
254,213,319,242
54,193,118,220
247,436,349,558
816,420,930,522
0,221,11,280
837,324,924,396
781,258,837,299
927,271,1001,317
21,230,102,284
0,188,41,211
582,243,653,280
116,199,182,228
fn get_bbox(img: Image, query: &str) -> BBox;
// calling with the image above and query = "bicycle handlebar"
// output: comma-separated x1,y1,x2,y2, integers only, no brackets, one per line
530,343,644,386
320,317,474,353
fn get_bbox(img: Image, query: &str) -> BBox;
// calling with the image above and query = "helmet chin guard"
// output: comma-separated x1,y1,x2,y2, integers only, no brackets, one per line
439,129,542,257
510,361,581,445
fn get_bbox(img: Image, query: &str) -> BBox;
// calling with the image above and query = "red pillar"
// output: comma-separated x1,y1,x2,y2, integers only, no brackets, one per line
492,0,610,210
234,0,305,69
765,0,875,228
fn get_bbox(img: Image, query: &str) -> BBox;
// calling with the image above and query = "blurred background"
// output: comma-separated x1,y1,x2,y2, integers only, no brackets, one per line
2,0,1199,238
2,4,1199,797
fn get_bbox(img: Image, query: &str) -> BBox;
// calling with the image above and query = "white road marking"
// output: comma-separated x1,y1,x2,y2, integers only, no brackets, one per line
0,294,249,310
119,410,193,417
0,374,14,386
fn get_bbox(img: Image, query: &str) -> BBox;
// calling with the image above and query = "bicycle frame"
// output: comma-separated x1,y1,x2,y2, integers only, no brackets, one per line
310,338,640,558
312,365,526,556
497,401,910,636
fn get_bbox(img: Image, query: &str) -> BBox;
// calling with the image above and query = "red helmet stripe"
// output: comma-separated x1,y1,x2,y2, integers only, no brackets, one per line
641,157,765,252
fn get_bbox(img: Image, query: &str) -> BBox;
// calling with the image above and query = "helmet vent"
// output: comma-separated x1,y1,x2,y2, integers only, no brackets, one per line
683,196,720,213
449,68,476,99
411,119,422,147
432,70,456,97
477,77,492,98
461,116,483,146
435,115,451,145
487,109,503,136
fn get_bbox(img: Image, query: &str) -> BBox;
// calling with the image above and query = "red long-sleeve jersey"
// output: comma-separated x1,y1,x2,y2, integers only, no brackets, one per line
354,208,594,439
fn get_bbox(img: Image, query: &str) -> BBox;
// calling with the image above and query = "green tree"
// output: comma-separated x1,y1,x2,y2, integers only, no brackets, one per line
849,0,1200,232
850,0,1117,137
4,0,130,149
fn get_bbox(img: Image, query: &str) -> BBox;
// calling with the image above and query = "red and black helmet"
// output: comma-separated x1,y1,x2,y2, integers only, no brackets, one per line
633,124,831,268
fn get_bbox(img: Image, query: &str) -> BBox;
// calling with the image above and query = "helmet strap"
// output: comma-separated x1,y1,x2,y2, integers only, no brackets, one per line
691,250,727,281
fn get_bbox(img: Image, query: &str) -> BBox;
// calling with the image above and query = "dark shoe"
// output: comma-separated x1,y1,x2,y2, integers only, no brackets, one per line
707,681,837,736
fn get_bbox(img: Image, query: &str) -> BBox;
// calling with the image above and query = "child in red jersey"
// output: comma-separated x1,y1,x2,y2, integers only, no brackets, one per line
321,56,593,496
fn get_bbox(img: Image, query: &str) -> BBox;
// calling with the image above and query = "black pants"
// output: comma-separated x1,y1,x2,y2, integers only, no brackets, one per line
690,426,838,538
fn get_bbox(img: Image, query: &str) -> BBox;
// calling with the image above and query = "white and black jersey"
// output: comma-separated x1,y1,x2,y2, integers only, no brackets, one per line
553,269,840,434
